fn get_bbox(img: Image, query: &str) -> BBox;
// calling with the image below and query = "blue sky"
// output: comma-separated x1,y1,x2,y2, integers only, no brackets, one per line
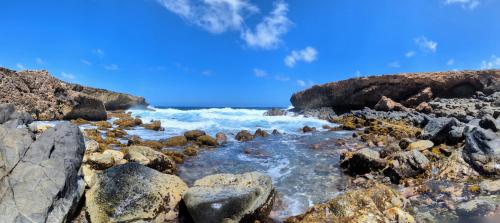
1,0,499,107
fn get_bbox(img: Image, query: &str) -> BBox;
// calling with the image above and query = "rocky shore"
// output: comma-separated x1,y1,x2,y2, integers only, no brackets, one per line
0,68,499,223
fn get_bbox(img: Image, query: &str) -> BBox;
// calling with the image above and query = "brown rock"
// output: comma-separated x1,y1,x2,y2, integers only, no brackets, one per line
113,117,142,128
374,96,408,111
183,146,198,156
215,132,228,144
124,145,176,174
254,128,269,137
235,130,255,142
142,120,163,131
403,87,433,107
184,130,206,140
415,102,433,113
196,135,218,147
71,84,148,110
162,135,188,147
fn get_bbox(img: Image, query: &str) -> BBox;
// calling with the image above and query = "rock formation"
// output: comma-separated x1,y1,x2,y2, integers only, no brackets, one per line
291,69,500,112
71,84,148,110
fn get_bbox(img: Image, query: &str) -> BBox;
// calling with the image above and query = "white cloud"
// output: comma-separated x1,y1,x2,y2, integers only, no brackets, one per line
480,55,500,69
201,70,213,76
444,0,480,10
241,1,291,49
388,61,400,68
16,63,25,70
81,59,92,66
414,36,437,53
104,64,119,70
405,51,415,58
275,75,290,81
284,47,318,68
296,79,306,87
253,68,267,77
92,49,105,57
355,70,362,78
61,72,76,80
35,57,45,65
447,59,455,66
158,0,291,49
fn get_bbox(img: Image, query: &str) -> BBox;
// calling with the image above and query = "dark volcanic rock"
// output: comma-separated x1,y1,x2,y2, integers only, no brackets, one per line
72,84,148,110
463,127,500,176
0,121,85,222
421,117,463,144
340,148,387,175
384,150,430,183
291,70,500,111
0,67,108,121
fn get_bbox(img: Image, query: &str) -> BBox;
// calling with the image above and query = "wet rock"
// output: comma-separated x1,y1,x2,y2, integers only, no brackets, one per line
340,148,387,175
142,120,163,131
184,130,206,140
125,145,176,174
183,172,275,223
254,128,269,137
272,129,281,135
479,115,499,132
86,163,187,223
456,197,498,221
302,125,316,133
407,140,434,151
196,135,218,147
285,184,414,223
264,108,287,116
113,116,143,128
300,107,336,120
162,135,188,147
236,130,255,142
183,146,199,156
375,96,408,111
463,127,500,176
421,117,462,144
216,132,228,144
384,150,430,183
0,122,85,222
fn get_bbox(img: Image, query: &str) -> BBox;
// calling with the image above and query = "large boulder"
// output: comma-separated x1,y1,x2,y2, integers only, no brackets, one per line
285,184,415,223
0,103,32,127
291,70,500,111
374,96,408,111
0,68,108,121
183,172,275,223
421,117,462,144
71,84,148,110
0,122,86,222
86,162,188,223
463,127,500,176
384,150,430,183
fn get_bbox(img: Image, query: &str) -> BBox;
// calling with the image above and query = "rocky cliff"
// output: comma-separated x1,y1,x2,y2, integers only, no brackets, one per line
0,67,148,121
291,70,500,112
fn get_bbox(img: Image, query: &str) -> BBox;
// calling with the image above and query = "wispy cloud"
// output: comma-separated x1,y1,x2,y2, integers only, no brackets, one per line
35,57,45,65
92,48,105,57
355,70,362,78
388,61,400,68
284,47,318,68
447,59,455,66
61,72,76,80
253,68,268,77
81,59,92,66
414,36,437,53
201,70,213,76
275,75,290,81
296,79,306,87
157,0,291,49
444,0,480,10
104,64,119,70
480,55,500,69
241,1,291,49
16,63,25,70
405,51,415,58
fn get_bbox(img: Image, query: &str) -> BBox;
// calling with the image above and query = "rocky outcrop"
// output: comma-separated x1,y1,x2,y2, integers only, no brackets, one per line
285,184,414,223
183,172,275,223
463,127,500,176
0,113,86,222
71,84,148,110
85,162,187,223
291,70,500,112
0,67,108,121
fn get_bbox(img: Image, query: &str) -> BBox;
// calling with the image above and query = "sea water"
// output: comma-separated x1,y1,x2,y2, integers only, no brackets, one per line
128,107,350,220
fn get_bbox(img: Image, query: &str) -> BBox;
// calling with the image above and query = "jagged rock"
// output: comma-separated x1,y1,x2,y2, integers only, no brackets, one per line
285,184,415,223
0,122,85,222
196,135,218,147
125,145,176,174
71,84,148,110
235,130,255,142
184,130,206,140
384,150,430,183
479,115,499,132
183,172,275,223
291,70,500,111
340,148,387,175
254,128,269,137
263,108,287,116
216,132,228,144
463,127,500,176
86,163,187,223
403,87,433,107
421,117,462,144
113,116,143,128
407,140,434,151
375,96,408,111
0,68,108,120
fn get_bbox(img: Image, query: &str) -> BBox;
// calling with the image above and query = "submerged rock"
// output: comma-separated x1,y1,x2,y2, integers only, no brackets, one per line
196,135,218,147
216,132,228,144
183,172,275,223
184,130,206,140
285,184,414,223
456,197,498,221
86,163,187,223
0,121,85,222
302,125,316,133
264,108,287,116
254,128,269,137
